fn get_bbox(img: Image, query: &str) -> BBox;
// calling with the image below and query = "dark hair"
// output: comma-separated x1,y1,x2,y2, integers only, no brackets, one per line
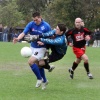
32,12,41,17
58,23,66,33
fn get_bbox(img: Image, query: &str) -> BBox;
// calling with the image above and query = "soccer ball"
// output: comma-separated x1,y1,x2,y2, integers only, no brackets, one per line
20,46,32,58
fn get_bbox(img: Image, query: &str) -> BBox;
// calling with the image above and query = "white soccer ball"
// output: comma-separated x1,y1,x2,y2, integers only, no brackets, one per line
20,46,32,58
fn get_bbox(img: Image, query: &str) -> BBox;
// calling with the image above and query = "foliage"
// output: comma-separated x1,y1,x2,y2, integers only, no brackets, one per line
16,0,48,23
43,0,100,29
0,0,23,27
0,0,100,30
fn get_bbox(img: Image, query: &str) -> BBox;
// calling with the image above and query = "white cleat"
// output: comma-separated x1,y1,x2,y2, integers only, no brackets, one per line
35,79,43,88
42,80,48,90
87,73,93,79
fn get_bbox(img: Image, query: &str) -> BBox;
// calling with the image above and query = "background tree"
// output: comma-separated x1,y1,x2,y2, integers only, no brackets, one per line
43,0,100,29
16,0,49,23
0,0,23,27
0,0,100,30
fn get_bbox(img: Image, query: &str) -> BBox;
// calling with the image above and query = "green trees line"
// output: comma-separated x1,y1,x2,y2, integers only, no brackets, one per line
0,0,100,30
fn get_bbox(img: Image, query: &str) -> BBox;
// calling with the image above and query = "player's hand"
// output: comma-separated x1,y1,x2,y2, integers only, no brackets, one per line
13,38,19,44
37,41,44,45
24,35,39,42
85,35,90,41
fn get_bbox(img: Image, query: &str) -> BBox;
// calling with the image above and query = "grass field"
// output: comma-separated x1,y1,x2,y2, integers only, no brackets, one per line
0,42,100,100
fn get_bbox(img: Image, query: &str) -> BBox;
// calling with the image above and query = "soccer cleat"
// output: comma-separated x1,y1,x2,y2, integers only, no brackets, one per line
42,80,48,90
68,68,74,79
87,73,93,79
35,79,43,88
48,65,55,72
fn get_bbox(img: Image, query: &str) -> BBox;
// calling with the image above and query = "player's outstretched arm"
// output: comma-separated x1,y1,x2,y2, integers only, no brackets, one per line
13,33,25,44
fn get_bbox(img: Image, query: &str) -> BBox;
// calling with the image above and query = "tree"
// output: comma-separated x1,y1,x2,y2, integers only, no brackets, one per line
16,0,49,23
43,0,100,29
0,0,23,27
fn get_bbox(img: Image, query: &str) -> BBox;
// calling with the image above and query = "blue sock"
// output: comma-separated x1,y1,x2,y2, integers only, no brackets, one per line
30,64,42,80
39,68,47,82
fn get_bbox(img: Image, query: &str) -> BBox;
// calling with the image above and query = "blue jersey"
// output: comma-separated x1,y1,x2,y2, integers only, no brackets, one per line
23,20,51,48
40,30,67,55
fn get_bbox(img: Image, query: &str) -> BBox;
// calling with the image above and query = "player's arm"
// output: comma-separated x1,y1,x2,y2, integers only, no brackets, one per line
84,27,92,40
84,27,92,35
13,32,25,44
24,30,55,41
41,30,55,38
39,36,64,45
65,29,73,46
15,22,31,43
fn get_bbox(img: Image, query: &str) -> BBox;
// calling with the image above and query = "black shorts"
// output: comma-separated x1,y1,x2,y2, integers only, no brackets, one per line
48,52,64,63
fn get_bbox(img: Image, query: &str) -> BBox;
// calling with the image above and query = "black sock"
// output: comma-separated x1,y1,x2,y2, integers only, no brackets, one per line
72,62,78,71
42,60,50,70
84,62,90,74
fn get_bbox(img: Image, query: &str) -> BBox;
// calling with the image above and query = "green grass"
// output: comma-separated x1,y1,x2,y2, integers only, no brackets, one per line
0,42,100,100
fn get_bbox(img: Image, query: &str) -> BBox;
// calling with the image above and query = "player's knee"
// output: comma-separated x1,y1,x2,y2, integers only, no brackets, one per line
84,58,88,62
39,60,45,66
75,59,81,64
28,59,34,66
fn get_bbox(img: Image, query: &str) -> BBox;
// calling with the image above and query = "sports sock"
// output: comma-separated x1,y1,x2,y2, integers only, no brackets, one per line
84,62,90,73
30,64,42,80
39,68,47,82
72,62,78,71
42,59,50,69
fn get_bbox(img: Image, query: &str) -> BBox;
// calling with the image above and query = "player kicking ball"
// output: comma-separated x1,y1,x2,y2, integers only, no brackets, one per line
25,23,67,75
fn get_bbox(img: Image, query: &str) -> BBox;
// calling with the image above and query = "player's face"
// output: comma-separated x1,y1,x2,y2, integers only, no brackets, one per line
55,26,63,35
75,19,82,29
32,16,42,25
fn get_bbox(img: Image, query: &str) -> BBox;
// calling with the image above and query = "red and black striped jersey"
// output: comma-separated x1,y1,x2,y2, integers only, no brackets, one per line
65,27,92,48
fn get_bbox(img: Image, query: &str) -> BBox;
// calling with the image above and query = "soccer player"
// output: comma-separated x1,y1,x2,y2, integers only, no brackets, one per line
66,17,93,79
25,23,67,72
38,23,67,71
13,12,51,90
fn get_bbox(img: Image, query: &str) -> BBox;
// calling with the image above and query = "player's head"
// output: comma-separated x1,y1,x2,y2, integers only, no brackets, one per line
75,18,82,29
32,12,42,25
55,23,66,35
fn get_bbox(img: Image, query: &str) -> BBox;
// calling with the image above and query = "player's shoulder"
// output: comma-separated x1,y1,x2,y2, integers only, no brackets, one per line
68,28,74,32
65,28,74,34
83,27,88,30
83,27,91,32
42,20,50,27
27,21,35,26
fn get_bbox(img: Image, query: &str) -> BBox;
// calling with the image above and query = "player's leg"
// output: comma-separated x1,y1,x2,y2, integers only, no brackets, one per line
36,48,49,89
29,47,48,88
39,52,64,72
81,54,93,79
28,56,43,87
39,59,53,71
69,58,81,79
69,47,82,79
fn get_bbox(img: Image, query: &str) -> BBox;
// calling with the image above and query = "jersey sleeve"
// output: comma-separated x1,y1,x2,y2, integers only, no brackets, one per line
23,22,32,35
40,35,64,45
84,27,92,35
65,29,73,37
65,29,73,44
41,30,55,38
